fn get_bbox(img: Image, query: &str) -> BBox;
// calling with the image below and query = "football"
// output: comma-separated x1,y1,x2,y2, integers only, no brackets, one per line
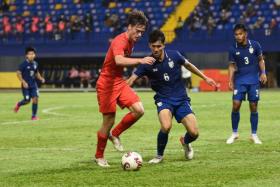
121,152,143,171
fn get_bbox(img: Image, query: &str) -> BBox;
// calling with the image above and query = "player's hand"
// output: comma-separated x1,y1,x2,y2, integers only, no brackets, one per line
140,57,156,65
229,81,234,91
260,73,267,85
205,77,217,87
41,78,45,84
22,81,28,88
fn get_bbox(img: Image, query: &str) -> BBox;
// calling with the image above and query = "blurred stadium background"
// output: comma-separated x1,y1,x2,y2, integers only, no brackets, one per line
0,0,280,90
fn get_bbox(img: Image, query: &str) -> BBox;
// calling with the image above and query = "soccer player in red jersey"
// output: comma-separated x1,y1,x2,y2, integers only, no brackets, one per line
95,10,155,167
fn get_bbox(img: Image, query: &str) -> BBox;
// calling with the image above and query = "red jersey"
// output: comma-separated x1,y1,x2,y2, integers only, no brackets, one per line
98,32,134,87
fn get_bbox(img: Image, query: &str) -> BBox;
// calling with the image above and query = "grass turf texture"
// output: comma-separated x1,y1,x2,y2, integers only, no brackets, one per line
0,91,279,187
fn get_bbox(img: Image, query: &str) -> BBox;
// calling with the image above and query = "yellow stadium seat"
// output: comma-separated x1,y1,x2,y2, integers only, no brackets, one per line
22,10,31,17
165,0,172,7
55,4,63,10
125,7,132,14
108,2,117,9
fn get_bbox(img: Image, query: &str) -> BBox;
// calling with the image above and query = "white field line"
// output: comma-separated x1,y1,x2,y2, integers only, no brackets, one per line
1,106,70,125
42,106,70,117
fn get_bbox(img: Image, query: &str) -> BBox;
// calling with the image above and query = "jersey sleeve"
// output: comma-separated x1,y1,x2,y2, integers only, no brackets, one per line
111,38,127,57
228,47,236,64
255,42,263,57
134,64,147,77
18,63,25,72
176,51,190,65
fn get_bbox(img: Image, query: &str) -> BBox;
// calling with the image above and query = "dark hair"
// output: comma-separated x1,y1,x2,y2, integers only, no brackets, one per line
127,10,148,27
148,29,165,44
234,24,247,32
25,46,36,54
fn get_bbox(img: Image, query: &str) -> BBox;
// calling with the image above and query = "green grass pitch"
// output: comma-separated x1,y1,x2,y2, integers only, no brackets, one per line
0,91,279,187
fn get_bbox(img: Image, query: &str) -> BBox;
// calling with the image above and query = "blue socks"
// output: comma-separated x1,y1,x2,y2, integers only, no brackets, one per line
18,99,29,106
231,111,259,134
184,132,198,144
157,130,168,156
250,112,258,134
32,103,38,117
231,112,240,133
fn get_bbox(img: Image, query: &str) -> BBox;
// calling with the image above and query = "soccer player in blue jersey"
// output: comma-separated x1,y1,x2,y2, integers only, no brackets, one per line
14,47,45,120
127,30,217,163
226,24,267,144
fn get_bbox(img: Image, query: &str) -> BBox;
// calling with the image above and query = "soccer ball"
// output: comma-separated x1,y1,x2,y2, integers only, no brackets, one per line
121,152,143,171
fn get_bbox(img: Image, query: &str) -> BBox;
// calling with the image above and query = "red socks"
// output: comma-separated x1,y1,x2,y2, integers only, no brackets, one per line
95,131,108,159
111,112,137,137
95,113,138,158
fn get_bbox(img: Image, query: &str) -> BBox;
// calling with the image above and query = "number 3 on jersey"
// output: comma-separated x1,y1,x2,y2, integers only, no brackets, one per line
244,57,249,65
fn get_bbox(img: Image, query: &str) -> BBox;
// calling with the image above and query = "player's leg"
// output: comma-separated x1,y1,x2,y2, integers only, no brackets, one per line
14,88,31,113
110,85,143,151
30,88,39,120
111,101,144,137
109,101,144,151
174,100,197,160
180,113,198,160
95,86,118,167
95,112,116,167
227,85,245,144
31,97,39,120
248,84,262,144
149,108,173,164
226,100,242,144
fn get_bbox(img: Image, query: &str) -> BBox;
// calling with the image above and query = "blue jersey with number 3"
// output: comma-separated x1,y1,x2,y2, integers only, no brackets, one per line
134,50,189,101
229,40,262,85
18,60,39,88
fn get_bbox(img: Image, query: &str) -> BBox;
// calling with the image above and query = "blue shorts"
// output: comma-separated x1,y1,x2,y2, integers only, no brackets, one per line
233,84,260,102
22,87,39,101
155,98,193,123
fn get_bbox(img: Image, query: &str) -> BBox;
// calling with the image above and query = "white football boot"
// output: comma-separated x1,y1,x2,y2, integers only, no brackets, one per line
95,158,110,167
148,156,163,164
180,137,194,160
109,134,124,152
226,133,239,144
250,134,262,144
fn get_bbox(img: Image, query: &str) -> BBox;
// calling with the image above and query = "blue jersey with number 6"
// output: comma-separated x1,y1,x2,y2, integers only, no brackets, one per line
229,40,262,85
134,50,189,101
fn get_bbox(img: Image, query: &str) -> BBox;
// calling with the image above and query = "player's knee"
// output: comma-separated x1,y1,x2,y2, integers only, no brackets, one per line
102,118,115,128
134,108,144,118
32,100,38,104
249,103,258,112
24,99,31,104
232,102,241,112
232,106,240,112
190,131,199,140
161,126,171,133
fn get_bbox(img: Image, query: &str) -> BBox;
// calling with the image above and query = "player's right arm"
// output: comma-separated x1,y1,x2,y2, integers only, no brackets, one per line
228,47,236,90
16,70,28,88
115,55,155,66
228,63,236,91
126,74,139,86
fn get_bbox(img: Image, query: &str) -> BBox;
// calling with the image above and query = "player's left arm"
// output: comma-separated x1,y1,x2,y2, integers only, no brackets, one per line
258,55,267,84
35,71,45,83
183,61,217,87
